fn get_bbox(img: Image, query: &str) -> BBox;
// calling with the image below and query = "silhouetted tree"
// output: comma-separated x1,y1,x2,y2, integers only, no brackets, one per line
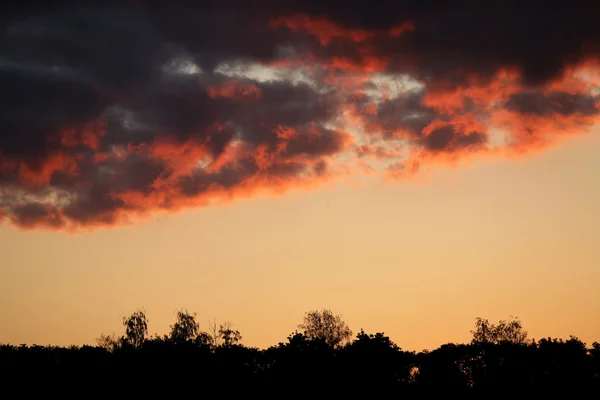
471,316,528,345
196,331,214,347
414,344,473,392
298,309,352,348
263,330,337,393
535,336,597,390
170,309,199,344
342,329,414,393
3,310,600,396
96,333,121,352
219,320,242,347
467,317,534,392
123,309,148,348
208,317,220,347
591,341,600,384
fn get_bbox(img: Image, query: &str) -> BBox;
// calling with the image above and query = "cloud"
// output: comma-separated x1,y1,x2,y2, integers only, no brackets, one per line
1,1,600,229
505,91,599,117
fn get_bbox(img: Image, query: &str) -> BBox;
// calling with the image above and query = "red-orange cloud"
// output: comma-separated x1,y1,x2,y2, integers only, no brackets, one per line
270,14,413,47
1,3,600,230
207,80,262,100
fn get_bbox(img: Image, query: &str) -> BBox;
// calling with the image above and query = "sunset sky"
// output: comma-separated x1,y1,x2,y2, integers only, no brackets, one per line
1,1,600,351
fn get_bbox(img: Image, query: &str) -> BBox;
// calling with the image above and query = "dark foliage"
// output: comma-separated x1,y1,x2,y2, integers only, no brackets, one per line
1,313,599,396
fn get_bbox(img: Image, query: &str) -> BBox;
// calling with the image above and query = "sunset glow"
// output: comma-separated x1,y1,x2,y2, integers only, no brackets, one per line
1,1,600,352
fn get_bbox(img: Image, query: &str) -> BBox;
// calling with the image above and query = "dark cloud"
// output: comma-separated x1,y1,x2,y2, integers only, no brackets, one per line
283,127,349,158
0,7,168,165
143,7,284,71
279,0,600,87
363,90,439,138
10,202,63,229
423,125,487,152
0,62,106,162
1,1,599,229
61,186,128,225
505,91,599,117
178,164,255,198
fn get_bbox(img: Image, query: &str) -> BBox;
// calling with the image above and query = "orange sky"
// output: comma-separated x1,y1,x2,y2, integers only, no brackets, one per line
2,130,599,351
2,4,600,351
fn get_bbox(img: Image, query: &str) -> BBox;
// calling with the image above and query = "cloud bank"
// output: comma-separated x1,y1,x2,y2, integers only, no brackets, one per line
1,1,600,229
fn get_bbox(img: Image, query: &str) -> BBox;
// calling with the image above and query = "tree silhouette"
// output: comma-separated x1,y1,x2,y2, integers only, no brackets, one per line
343,329,414,392
123,309,148,348
170,309,200,344
2,310,599,396
298,309,352,348
208,317,220,347
471,316,528,345
96,333,121,352
219,321,242,347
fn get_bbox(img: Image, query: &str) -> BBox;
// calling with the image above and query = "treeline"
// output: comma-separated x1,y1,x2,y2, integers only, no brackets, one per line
1,309,599,396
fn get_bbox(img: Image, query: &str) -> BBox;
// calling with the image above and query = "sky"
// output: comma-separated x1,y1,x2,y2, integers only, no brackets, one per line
1,0,600,350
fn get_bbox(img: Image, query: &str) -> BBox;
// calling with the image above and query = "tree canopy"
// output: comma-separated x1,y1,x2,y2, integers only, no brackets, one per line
298,308,353,348
2,311,599,396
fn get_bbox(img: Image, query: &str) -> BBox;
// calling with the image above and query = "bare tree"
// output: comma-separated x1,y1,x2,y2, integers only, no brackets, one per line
298,309,352,348
123,309,148,349
208,317,220,348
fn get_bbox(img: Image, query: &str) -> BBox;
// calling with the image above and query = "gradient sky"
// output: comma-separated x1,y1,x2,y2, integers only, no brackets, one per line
3,130,600,350
1,1,600,350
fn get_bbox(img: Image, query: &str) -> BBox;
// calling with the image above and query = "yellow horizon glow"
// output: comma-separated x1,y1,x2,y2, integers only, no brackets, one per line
1,131,600,351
